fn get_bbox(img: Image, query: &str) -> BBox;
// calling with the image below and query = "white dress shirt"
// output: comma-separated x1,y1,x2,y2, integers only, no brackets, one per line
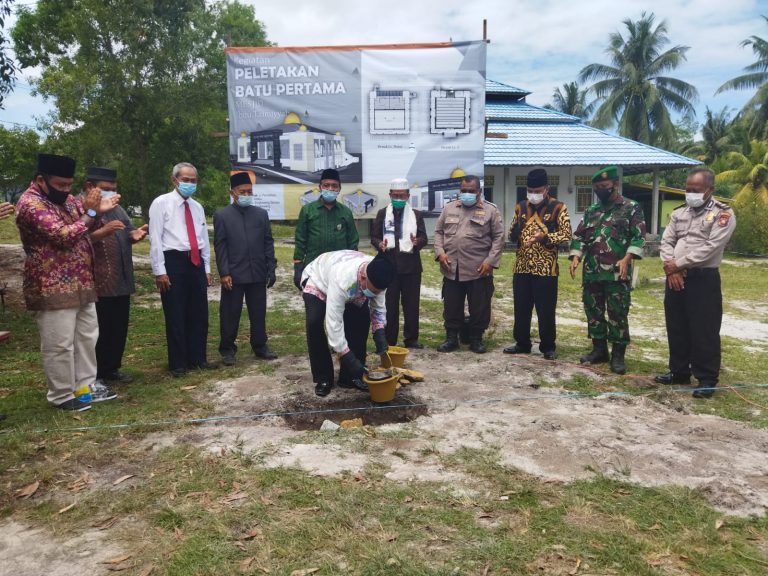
148,190,211,275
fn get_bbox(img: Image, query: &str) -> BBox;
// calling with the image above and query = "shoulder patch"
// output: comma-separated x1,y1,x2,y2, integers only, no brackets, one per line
717,212,732,227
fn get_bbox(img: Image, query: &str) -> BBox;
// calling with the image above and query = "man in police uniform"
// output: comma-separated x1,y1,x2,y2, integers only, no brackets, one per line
656,167,736,398
569,166,646,374
434,175,504,353
503,168,571,359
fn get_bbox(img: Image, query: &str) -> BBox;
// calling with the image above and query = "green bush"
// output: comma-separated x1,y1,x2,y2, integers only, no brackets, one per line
731,194,768,255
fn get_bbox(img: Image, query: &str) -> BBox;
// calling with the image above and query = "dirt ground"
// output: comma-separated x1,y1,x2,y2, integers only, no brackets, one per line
3,244,768,575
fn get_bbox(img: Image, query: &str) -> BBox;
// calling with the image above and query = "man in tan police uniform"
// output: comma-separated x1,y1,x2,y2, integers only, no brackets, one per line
434,175,505,353
656,167,736,398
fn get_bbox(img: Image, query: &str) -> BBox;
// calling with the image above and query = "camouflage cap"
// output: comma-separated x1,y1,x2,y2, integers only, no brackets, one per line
592,165,619,183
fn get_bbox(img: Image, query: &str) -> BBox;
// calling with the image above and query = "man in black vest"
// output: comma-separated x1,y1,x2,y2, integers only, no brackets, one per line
503,168,571,359
214,172,278,366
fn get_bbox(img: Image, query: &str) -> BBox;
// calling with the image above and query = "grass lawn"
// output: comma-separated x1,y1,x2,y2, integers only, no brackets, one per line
1,215,768,575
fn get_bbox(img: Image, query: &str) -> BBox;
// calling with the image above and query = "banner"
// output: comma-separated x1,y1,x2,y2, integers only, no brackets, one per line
226,41,486,219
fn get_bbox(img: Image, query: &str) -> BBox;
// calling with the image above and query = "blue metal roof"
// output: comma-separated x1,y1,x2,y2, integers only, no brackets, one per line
484,121,701,171
486,101,579,122
485,79,530,96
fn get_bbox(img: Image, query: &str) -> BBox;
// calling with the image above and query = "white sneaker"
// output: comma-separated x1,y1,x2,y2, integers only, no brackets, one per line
90,379,118,402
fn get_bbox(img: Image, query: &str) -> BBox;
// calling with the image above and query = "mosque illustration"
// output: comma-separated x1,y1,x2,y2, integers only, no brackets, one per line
236,112,359,175
408,168,471,215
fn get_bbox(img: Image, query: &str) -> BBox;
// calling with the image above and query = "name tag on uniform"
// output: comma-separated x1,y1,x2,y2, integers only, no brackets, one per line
446,215,460,224
336,223,342,231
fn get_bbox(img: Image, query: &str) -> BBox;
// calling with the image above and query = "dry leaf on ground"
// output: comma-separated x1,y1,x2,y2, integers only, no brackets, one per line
240,527,262,540
102,555,132,565
15,480,39,499
138,563,155,576
112,474,135,486
58,502,76,514
92,516,120,530
290,569,319,576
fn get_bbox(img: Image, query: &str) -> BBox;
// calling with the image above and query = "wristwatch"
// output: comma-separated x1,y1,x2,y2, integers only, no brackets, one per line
86,208,97,218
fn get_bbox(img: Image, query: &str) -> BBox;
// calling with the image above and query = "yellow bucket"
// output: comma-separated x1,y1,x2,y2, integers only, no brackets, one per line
363,368,399,403
381,345,408,368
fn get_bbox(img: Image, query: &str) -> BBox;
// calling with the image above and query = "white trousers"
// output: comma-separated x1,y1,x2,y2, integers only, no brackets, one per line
35,304,99,405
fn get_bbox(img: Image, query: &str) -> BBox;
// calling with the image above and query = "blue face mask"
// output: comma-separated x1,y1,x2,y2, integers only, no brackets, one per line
178,182,197,198
235,195,253,207
459,192,477,207
362,287,377,298
320,190,338,203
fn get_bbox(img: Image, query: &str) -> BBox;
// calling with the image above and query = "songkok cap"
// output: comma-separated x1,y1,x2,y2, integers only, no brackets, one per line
86,166,117,182
37,153,76,178
230,171,253,189
320,168,341,183
526,168,548,188
390,177,409,191
592,165,619,183
365,253,395,291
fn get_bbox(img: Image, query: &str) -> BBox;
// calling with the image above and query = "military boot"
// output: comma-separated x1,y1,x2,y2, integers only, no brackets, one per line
610,343,627,374
579,339,609,365
469,338,487,354
437,330,460,352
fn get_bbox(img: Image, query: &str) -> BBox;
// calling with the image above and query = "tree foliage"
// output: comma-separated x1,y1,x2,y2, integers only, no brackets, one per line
716,139,768,203
682,107,739,164
544,82,594,119
0,0,15,107
717,15,768,139
578,11,698,148
0,125,40,199
11,0,269,214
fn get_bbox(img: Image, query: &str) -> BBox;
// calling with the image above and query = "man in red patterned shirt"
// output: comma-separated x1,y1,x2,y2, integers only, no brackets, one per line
15,154,120,411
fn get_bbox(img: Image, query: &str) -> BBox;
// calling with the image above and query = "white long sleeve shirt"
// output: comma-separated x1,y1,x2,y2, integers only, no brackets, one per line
148,190,211,275
301,250,387,355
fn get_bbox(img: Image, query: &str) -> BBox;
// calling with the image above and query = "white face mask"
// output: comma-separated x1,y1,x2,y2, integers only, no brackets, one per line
685,192,706,208
527,192,544,205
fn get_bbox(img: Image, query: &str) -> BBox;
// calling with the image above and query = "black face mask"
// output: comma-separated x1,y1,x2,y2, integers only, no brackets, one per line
594,187,614,204
43,178,70,205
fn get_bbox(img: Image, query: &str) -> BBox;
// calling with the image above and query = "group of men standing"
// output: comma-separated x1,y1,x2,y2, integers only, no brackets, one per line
10,152,737,410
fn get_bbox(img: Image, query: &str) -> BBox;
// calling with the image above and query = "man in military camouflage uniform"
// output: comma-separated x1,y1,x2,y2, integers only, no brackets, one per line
569,166,646,374
656,167,736,398
503,168,571,359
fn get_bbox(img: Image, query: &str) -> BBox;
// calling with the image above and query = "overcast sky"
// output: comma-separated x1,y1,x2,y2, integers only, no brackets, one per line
2,0,765,136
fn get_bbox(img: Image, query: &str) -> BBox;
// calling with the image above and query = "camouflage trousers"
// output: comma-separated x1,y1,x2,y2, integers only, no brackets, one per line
582,281,631,344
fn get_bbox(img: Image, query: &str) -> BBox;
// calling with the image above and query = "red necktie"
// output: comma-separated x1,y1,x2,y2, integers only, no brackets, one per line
183,200,201,267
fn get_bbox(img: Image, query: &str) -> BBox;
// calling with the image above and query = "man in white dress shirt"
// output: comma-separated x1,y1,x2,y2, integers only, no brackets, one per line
149,162,217,377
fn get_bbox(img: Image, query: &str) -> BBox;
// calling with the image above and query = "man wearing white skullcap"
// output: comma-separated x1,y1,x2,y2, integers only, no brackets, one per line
370,177,428,348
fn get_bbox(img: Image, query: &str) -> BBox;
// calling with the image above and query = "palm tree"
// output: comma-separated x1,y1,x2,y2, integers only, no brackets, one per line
683,107,739,164
716,15,768,138
716,139,768,203
578,12,698,147
544,82,595,119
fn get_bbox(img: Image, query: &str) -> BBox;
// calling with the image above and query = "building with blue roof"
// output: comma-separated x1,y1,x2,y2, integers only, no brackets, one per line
483,79,701,235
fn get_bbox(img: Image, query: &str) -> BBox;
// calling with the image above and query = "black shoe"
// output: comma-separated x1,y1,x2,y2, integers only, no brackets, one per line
503,344,530,354
103,371,134,384
469,339,487,354
170,368,187,378
692,384,716,399
54,397,92,412
253,345,277,360
542,350,557,360
609,343,627,375
654,372,691,385
580,340,609,365
193,361,219,370
437,332,460,353
404,342,424,349
338,378,368,392
222,355,236,366
315,381,333,397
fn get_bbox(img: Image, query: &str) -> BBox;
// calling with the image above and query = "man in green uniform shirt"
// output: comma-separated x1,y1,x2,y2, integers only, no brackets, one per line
569,166,646,374
293,168,359,289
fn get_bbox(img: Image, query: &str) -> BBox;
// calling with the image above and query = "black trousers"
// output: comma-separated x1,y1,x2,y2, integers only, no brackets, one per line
303,293,370,385
160,250,209,371
219,282,267,357
664,268,722,385
95,294,131,378
442,276,494,339
513,273,558,353
385,272,421,346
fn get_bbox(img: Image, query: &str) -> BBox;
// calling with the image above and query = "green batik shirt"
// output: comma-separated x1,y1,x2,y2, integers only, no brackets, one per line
569,196,646,282
293,199,359,265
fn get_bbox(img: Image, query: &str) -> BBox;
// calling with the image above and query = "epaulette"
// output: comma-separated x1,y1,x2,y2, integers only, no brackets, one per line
713,199,732,211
